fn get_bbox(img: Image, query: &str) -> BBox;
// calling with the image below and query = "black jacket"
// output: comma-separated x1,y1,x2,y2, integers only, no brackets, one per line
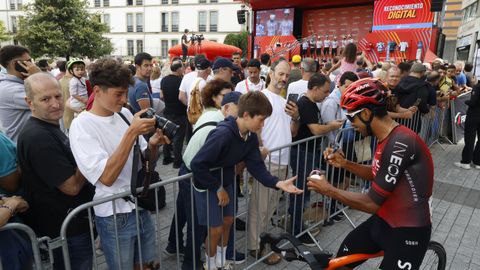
466,84,480,114
394,76,430,114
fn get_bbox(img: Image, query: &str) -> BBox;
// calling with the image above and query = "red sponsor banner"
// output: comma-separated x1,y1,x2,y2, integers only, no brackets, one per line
253,36,300,61
373,0,433,27
302,5,374,43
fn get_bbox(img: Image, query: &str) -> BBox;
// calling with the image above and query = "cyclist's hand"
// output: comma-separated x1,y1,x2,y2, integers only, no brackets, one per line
307,175,333,195
217,187,229,207
323,147,346,168
276,176,303,194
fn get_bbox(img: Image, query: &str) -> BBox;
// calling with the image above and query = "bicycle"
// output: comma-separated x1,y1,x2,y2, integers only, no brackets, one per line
259,232,446,270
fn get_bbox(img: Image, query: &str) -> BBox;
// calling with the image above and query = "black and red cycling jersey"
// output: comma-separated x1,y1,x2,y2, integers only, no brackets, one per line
369,125,434,228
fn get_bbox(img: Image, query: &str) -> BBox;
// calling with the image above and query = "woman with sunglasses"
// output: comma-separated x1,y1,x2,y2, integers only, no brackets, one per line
307,78,434,270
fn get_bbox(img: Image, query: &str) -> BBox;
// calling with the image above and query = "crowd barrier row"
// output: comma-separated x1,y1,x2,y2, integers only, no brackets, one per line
1,104,450,270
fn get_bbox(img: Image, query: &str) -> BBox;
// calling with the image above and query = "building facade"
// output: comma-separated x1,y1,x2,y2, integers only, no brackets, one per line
0,0,244,58
455,0,479,69
440,0,464,62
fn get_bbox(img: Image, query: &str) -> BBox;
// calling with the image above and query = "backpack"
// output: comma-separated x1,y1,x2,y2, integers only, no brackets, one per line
187,79,204,125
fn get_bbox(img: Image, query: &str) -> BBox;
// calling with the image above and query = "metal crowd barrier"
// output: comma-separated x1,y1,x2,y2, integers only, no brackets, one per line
0,222,43,270
52,108,452,270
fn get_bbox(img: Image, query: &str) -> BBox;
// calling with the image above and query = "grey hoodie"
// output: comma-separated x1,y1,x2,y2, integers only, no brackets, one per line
0,74,31,142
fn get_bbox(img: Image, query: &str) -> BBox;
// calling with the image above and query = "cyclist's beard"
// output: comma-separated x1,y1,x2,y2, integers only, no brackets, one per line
359,114,374,137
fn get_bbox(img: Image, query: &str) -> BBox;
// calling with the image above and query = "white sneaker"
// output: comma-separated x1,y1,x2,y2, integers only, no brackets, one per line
474,165,480,170
454,162,471,170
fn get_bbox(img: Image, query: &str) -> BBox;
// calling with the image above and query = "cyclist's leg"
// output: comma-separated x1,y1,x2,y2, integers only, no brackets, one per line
379,224,431,270
336,215,382,268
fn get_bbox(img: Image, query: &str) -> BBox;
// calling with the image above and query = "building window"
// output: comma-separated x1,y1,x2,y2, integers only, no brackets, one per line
137,40,144,54
171,12,179,32
162,0,168,4
94,0,100,7
127,0,133,5
136,13,144,32
10,0,15,10
198,11,207,32
199,0,206,3
171,39,179,48
161,12,169,32
103,14,110,30
172,0,178,4
103,0,109,7
127,13,133,32
136,0,143,5
17,0,22,9
210,0,218,3
210,11,218,32
161,40,169,58
11,16,17,33
127,40,134,56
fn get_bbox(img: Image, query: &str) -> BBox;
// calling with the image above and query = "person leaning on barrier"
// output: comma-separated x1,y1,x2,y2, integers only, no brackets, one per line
69,59,170,270
308,78,434,270
16,73,95,270
190,91,302,270
289,73,344,237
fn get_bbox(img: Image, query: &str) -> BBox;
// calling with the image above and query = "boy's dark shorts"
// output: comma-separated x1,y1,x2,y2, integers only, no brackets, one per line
194,183,234,227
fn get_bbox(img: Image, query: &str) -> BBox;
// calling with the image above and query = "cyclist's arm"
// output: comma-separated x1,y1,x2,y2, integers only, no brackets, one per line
328,188,380,214
344,160,374,181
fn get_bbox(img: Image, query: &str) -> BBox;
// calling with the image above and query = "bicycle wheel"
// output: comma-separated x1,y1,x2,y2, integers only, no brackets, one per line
419,241,446,270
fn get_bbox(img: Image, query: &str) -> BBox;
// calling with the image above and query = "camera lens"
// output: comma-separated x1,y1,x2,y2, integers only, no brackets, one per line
156,117,179,139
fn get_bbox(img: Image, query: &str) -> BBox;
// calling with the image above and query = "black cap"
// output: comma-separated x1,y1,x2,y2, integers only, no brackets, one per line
213,57,238,71
195,58,211,70
221,91,242,106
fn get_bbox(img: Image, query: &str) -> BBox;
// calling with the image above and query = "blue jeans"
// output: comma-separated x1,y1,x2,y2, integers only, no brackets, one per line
0,230,32,270
289,148,319,235
53,232,93,270
95,210,156,270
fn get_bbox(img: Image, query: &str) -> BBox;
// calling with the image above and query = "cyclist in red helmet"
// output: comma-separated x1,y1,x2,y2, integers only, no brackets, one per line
308,78,434,269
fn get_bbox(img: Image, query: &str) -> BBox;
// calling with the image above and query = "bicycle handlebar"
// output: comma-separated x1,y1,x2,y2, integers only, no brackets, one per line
259,232,332,270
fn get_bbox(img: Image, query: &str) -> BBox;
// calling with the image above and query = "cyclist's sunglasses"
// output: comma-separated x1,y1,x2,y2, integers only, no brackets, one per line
345,108,365,122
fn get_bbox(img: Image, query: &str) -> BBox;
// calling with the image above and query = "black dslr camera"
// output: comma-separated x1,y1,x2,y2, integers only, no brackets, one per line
190,34,205,45
140,108,179,139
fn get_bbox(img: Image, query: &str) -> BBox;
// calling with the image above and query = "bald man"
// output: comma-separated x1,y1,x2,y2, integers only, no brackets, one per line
17,72,95,270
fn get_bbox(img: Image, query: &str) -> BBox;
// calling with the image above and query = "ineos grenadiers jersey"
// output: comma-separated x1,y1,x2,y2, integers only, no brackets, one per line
369,125,433,228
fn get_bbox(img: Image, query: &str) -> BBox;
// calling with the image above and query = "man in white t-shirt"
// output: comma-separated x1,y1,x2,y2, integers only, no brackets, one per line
287,57,316,98
323,35,331,57
247,58,300,264
69,58,170,270
235,59,265,94
178,57,212,106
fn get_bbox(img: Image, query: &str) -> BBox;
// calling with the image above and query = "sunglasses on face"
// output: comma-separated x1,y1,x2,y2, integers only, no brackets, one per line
345,108,365,122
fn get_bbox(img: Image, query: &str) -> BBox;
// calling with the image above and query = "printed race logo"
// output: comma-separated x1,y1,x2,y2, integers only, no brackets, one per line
398,259,412,270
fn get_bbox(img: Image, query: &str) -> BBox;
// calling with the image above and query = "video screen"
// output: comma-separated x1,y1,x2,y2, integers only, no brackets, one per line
255,8,294,37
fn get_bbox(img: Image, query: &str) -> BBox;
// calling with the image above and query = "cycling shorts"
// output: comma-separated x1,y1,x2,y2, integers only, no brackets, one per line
336,215,431,270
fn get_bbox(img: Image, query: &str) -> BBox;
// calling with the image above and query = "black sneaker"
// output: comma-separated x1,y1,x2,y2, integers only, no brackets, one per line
298,234,316,247
163,158,173,165
331,213,345,223
163,245,185,257
235,218,246,231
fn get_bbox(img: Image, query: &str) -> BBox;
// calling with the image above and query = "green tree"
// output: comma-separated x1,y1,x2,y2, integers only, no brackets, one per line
15,0,113,59
0,21,10,42
223,31,248,58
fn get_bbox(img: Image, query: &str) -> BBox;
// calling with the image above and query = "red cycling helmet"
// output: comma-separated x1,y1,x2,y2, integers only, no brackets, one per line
340,78,388,111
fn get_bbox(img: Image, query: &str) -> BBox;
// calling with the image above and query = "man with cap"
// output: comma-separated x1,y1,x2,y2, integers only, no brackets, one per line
235,59,266,94
164,90,243,269
212,57,237,83
287,55,302,87
394,63,431,133
178,56,212,106
279,9,292,36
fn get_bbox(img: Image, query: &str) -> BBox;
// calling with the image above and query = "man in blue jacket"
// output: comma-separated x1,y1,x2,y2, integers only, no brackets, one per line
190,91,302,270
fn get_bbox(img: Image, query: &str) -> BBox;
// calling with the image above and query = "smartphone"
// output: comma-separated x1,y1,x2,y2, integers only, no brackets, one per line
287,93,299,104
413,98,422,107
15,61,28,73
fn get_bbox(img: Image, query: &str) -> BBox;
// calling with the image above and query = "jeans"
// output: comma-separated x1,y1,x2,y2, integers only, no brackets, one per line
95,210,156,270
289,148,319,235
53,232,93,270
163,114,187,164
0,230,32,270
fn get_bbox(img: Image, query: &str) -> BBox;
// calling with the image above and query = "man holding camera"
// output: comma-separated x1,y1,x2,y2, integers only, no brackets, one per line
0,45,40,141
69,59,170,270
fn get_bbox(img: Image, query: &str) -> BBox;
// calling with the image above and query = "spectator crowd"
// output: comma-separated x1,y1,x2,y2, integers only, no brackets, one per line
0,42,478,270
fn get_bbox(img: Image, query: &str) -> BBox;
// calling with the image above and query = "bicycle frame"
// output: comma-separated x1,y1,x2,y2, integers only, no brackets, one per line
325,251,383,269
